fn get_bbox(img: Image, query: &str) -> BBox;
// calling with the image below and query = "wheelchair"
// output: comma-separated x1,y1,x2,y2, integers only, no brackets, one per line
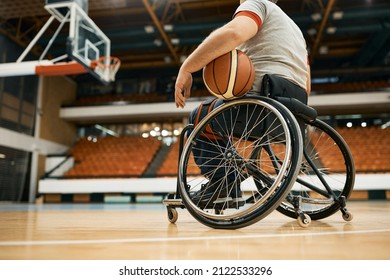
163,94,355,229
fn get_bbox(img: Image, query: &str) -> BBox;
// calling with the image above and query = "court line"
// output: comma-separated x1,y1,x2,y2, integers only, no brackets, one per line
1,228,389,246
0,204,166,211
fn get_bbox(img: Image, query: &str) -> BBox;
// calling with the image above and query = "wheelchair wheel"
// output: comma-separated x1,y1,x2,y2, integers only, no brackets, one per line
277,119,355,221
178,97,303,229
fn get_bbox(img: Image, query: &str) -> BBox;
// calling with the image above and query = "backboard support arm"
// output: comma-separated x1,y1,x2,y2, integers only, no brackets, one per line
0,2,117,83
17,15,56,63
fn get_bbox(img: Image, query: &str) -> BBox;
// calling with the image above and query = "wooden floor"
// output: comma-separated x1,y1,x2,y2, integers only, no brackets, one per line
0,200,389,260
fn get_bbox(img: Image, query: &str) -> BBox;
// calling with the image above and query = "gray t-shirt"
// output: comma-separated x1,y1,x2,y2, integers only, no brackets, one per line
234,0,308,91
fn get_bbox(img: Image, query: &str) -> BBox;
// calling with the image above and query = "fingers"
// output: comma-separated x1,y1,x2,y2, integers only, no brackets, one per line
174,70,192,108
175,86,186,108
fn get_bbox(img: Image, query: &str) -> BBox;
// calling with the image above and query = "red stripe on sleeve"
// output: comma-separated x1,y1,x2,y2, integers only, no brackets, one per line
234,11,262,30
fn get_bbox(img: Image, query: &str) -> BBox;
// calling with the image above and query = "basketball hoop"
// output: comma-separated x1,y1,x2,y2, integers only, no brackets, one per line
93,56,121,82
0,1,115,84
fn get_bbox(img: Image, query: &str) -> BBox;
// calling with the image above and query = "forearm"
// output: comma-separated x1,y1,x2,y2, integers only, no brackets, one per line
180,29,241,73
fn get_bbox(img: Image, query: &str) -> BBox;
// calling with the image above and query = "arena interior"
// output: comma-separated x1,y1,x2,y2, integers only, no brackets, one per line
0,0,389,265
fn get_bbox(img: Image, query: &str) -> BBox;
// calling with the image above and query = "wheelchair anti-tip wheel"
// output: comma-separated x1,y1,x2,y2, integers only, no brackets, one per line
277,119,355,223
178,97,303,229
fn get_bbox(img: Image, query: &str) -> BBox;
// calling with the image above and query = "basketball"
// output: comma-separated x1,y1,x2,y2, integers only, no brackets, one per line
203,49,255,100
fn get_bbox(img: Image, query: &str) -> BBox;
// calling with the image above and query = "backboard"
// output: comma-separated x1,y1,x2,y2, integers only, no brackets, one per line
45,1,117,84
0,0,119,84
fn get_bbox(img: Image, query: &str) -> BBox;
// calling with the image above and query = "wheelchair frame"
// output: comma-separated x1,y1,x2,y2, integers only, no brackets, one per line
163,95,355,229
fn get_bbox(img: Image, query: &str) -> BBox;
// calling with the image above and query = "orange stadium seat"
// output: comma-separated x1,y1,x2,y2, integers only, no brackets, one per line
64,126,389,178
64,136,161,177
336,126,390,173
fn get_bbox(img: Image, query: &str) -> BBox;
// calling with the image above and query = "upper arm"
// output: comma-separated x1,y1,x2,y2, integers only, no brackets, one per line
223,14,259,44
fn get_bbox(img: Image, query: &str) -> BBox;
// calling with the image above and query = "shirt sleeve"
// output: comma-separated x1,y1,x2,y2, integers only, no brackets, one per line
234,11,262,30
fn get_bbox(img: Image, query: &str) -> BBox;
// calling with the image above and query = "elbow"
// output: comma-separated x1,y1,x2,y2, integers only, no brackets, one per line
215,26,245,46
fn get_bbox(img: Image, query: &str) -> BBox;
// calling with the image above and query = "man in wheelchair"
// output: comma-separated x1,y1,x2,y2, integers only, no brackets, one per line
174,0,311,209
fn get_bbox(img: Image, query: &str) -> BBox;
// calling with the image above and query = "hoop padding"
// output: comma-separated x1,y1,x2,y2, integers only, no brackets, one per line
93,56,121,82
35,61,88,76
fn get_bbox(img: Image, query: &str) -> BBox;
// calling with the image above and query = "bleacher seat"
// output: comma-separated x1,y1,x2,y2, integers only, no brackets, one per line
156,141,201,176
337,127,390,172
64,126,389,179
64,136,161,177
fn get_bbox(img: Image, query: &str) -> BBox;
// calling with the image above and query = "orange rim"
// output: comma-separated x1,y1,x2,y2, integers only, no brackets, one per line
94,56,121,69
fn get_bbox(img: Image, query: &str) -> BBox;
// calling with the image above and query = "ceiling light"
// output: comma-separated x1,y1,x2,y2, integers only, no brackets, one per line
327,27,337,34
307,28,317,36
333,11,344,20
319,46,328,54
153,39,162,46
170,38,180,45
144,25,155,34
311,13,322,22
150,130,157,137
164,24,173,32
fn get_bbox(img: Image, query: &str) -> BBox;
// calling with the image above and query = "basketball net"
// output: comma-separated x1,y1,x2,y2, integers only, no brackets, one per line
93,56,121,82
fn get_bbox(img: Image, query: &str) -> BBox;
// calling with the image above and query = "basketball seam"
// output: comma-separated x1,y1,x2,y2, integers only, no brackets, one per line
212,60,223,94
203,61,218,95
224,49,238,99
232,50,239,97
234,58,253,97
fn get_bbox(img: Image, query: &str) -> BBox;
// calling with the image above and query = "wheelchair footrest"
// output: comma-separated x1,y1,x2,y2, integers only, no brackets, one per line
163,198,184,207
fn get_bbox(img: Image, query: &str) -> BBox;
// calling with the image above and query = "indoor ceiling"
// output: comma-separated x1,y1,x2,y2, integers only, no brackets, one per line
1,0,390,94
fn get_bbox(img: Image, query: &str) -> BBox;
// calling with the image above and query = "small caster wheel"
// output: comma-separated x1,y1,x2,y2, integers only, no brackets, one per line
342,211,353,221
167,207,178,223
297,213,311,228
